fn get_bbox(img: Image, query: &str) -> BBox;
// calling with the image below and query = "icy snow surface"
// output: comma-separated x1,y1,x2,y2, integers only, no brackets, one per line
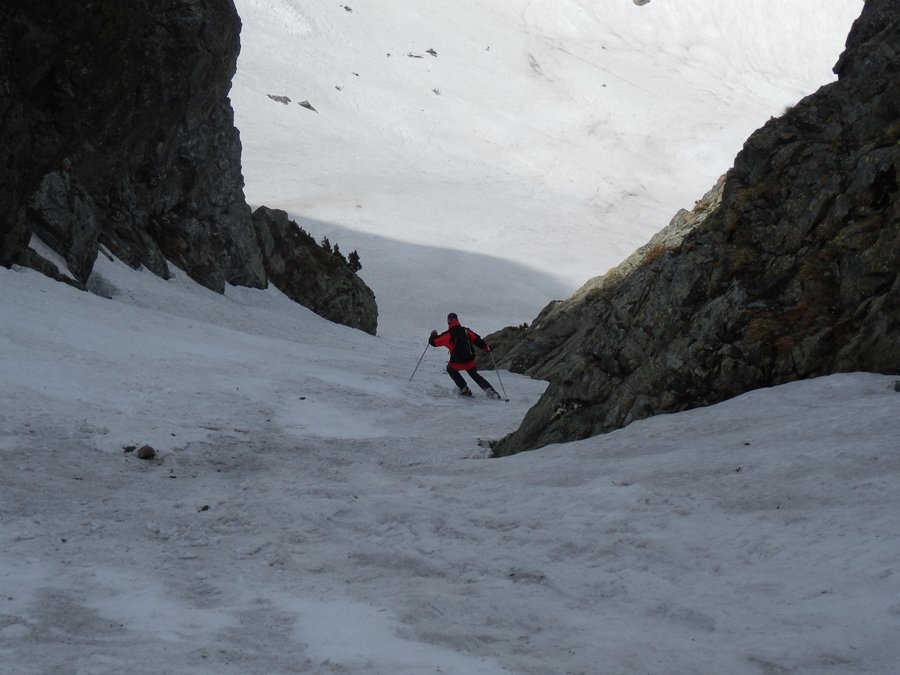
5,1,900,674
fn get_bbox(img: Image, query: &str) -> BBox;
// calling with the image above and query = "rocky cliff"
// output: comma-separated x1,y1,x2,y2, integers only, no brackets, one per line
490,0,899,456
0,0,377,334
252,207,377,335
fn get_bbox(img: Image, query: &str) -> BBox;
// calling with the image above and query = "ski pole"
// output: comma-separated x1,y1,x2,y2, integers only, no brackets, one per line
408,343,430,383
488,350,510,401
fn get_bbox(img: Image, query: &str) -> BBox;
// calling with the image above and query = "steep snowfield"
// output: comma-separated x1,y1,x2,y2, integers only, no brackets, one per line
231,0,860,338
5,2,896,674
2,261,899,674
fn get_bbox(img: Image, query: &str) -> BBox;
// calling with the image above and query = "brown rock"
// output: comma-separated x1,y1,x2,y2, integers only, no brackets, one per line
136,445,156,460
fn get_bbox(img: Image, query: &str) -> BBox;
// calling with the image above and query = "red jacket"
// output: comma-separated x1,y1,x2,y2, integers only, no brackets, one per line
429,318,488,370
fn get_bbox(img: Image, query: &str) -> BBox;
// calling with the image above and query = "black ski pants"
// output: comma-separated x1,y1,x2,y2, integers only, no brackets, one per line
446,363,493,391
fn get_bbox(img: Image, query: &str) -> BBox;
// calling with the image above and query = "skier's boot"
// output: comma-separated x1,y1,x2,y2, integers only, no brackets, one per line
459,386,473,397
486,388,501,400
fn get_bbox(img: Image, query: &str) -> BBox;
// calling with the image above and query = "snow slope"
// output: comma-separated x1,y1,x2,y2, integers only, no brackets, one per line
5,2,897,674
230,0,861,338
2,261,899,674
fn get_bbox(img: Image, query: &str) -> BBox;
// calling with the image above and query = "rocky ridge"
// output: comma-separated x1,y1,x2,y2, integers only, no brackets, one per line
489,0,899,456
252,207,377,335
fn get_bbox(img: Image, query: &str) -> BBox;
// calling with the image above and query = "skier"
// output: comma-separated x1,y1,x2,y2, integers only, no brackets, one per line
428,313,501,399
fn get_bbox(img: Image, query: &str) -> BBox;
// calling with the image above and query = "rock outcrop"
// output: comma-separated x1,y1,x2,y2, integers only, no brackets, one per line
1,0,263,290
252,207,377,335
0,0,377,333
490,0,899,456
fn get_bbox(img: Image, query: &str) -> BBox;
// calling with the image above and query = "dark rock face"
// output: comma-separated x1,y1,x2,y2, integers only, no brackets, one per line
26,167,101,285
491,0,899,456
1,0,378,333
0,0,263,291
252,207,378,335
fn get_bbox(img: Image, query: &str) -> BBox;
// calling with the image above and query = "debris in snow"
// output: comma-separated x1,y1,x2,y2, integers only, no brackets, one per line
136,445,156,460
407,53,424,59
340,5,352,12
298,100,318,112
123,445,136,453
266,94,291,105
432,88,441,96
426,48,437,57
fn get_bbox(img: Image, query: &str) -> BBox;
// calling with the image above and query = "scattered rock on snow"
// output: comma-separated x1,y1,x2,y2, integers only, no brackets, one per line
136,445,156,460
298,100,318,112
426,48,437,57
267,94,291,105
